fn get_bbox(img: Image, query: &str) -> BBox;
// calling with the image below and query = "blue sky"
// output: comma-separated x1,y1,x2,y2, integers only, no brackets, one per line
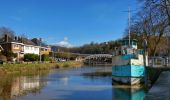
0,0,140,47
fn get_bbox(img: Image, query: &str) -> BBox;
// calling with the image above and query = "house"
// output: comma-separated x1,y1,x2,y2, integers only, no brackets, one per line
31,38,51,55
40,46,51,55
75,56,84,61
0,34,42,61
0,34,53,61
0,34,24,61
24,44,40,55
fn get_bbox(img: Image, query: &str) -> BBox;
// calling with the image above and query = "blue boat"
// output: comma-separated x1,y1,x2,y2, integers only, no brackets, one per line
112,39,148,85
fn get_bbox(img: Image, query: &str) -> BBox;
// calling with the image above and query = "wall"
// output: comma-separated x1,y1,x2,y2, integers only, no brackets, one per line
0,42,24,60
40,47,51,55
24,45,40,55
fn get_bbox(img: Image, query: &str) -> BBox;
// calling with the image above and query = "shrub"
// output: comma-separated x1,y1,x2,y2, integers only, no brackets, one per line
1,50,17,61
24,54,39,61
0,54,7,62
63,63,69,68
42,54,50,61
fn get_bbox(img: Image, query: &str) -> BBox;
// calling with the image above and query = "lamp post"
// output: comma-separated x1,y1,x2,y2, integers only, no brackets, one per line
143,39,148,86
39,38,42,63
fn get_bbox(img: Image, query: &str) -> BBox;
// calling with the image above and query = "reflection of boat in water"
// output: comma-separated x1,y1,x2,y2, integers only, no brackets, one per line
112,39,148,85
112,86,146,100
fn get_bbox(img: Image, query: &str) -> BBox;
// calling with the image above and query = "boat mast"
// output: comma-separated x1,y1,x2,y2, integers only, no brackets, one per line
128,7,131,47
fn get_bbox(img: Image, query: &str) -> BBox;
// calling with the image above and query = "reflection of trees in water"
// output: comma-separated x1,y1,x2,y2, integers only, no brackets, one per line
0,75,15,100
83,72,111,77
82,72,112,84
81,67,112,78
0,73,48,100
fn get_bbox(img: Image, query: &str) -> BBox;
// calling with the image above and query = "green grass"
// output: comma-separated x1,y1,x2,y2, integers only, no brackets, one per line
56,61,83,68
0,61,83,75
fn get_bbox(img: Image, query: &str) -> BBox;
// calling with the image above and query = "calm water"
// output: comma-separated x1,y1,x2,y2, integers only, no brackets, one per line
0,66,146,100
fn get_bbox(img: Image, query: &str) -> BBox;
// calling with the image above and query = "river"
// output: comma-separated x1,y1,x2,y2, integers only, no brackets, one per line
0,66,146,100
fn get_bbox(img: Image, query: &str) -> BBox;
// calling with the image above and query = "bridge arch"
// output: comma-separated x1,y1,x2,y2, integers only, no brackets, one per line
84,54,112,65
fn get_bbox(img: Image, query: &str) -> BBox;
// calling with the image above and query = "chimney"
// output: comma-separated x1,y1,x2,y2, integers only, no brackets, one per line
4,34,8,42
18,36,23,43
15,36,17,41
20,36,23,43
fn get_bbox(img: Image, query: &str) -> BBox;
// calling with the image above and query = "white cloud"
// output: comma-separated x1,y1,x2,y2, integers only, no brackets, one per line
56,37,73,48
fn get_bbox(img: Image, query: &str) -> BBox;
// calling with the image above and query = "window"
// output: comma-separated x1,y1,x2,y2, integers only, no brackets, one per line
13,44,20,48
34,47,37,51
25,46,29,50
132,41,137,45
21,46,24,51
122,41,125,45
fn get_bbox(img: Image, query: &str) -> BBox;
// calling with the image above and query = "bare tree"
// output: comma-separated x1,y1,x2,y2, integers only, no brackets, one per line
124,0,170,56
146,0,170,25
0,27,15,41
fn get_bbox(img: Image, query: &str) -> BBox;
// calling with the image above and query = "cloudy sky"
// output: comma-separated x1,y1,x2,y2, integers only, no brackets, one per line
0,0,140,47
56,37,72,47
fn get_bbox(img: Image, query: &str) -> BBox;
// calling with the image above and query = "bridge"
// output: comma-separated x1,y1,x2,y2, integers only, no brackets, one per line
83,54,170,67
84,54,112,65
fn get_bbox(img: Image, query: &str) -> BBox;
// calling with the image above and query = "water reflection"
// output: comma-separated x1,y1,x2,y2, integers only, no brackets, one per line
0,74,48,100
0,67,146,100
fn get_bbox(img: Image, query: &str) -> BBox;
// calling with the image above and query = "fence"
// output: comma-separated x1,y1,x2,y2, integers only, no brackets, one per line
148,57,170,67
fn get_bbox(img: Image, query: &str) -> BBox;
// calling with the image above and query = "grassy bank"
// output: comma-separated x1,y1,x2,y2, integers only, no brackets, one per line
0,61,83,75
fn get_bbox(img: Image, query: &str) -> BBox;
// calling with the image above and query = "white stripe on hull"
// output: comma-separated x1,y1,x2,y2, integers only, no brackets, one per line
112,76,143,85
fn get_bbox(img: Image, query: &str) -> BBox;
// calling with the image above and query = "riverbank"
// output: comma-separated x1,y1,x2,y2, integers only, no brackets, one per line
0,61,83,75
144,67,170,100
147,67,170,85
144,71,170,100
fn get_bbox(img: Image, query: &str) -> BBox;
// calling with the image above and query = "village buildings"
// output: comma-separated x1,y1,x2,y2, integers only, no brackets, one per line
0,34,52,61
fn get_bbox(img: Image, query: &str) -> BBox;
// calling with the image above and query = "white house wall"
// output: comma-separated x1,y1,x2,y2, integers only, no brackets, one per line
24,45,40,55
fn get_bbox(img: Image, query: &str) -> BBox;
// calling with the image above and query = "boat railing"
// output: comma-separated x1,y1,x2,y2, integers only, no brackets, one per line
122,49,144,60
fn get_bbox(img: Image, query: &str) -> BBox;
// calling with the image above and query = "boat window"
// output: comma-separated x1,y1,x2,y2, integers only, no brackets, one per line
132,41,137,45
122,41,125,45
122,40,137,46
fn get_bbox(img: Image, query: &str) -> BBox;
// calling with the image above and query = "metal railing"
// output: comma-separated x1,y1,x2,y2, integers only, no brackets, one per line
148,57,169,67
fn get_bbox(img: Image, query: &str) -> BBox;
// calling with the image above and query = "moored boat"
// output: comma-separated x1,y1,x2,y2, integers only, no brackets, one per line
112,39,148,85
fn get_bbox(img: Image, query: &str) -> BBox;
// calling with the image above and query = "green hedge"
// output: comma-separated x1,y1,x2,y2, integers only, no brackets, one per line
24,54,39,61
42,54,50,61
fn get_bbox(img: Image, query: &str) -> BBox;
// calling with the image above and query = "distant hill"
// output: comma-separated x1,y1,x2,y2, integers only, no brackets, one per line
50,40,121,54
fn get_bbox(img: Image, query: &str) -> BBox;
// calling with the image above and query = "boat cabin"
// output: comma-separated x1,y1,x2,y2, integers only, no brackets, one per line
121,39,137,50
112,39,142,56
121,39,138,55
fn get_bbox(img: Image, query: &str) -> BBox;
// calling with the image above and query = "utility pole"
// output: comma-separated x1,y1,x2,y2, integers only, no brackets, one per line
39,38,42,63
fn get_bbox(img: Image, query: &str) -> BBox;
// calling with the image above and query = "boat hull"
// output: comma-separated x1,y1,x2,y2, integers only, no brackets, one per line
112,65,145,85
112,76,143,85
